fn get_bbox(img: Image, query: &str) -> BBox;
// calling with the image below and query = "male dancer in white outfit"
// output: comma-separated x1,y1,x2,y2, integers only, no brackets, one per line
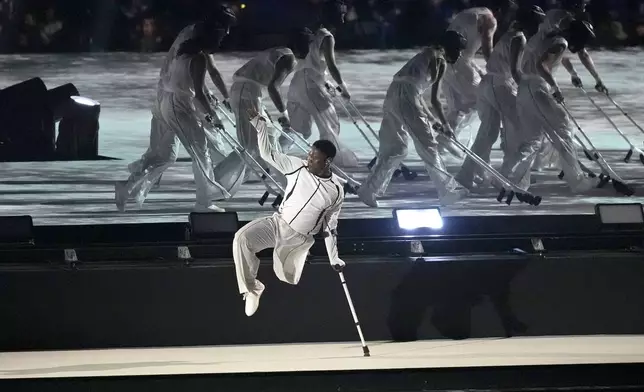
455,5,546,190
221,34,309,197
357,30,470,208
530,0,609,171
508,18,600,192
115,5,236,212
441,1,513,143
233,113,346,317
285,0,359,168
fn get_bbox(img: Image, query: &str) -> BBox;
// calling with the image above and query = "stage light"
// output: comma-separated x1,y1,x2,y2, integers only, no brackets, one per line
187,211,240,239
48,83,80,121
394,208,443,230
240,3,246,9
0,78,55,161
0,78,102,161
71,96,99,107
595,203,644,225
55,95,101,160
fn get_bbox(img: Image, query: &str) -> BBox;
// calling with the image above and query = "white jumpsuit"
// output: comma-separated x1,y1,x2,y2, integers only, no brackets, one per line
233,115,344,295
122,25,229,208
530,9,574,170
223,48,293,196
231,47,293,154
456,26,524,187
442,7,492,135
510,32,598,192
286,28,359,168
360,47,467,205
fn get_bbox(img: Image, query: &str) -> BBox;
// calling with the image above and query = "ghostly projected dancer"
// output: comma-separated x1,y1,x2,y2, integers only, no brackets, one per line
528,0,609,171
233,112,345,317
220,31,311,197
455,5,546,190
508,19,600,193
440,0,516,154
115,5,237,213
284,0,358,168
357,31,470,208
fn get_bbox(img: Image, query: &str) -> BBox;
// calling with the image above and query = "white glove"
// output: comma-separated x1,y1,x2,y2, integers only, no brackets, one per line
331,258,346,271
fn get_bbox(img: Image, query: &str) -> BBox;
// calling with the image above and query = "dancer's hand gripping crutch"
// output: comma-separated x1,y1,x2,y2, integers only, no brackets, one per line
324,83,418,181
433,122,543,206
205,105,286,208
253,113,371,357
262,107,362,195
580,87,644,165
559,102,635,196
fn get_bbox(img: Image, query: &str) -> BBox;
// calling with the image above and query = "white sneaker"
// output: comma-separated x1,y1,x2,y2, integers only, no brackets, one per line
115,181,128,212
357,187,379,208
244,286,265,317
193,203,226,212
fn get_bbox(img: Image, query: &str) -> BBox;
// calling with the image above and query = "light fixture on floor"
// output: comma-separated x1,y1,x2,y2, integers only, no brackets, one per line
595,203,643,228
55,94,101,160
394,207,443,231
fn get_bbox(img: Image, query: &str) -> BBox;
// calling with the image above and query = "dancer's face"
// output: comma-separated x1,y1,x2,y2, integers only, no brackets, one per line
307,147,331,175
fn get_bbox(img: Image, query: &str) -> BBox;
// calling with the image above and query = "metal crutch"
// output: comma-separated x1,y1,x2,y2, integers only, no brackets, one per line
212,107,286,207
325,83,417,180
439,123,542,206
603,93,644,137
561,103,635,196
580,87,644,165
264,110,362,194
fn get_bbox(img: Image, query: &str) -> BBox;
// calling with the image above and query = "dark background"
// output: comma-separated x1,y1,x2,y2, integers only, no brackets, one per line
0,0,642,54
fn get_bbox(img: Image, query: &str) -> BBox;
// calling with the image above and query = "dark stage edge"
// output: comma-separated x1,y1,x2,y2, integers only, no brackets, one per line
2,362,644,392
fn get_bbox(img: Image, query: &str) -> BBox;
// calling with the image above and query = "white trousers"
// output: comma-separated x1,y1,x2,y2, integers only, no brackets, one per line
442,57,481,136
509,76,597,192
286,70,359,167
233,213,314,295
456,74,520,186
361,83,462,203
125,91,228,205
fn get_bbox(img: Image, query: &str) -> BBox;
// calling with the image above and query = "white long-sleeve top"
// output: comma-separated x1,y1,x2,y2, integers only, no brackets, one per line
253,115,344,264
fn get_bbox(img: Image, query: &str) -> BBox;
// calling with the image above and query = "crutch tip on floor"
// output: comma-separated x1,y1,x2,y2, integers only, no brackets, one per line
612,180,635,197
258,191,270,206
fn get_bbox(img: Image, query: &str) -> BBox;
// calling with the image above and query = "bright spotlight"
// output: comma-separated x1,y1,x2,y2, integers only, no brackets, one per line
240,3,246,9
394,208,443,230
595,203,643,225
71,96,99,106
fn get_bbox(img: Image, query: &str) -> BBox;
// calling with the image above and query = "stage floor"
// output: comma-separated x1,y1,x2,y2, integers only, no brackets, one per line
1,335,643,380
1,151,643,226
